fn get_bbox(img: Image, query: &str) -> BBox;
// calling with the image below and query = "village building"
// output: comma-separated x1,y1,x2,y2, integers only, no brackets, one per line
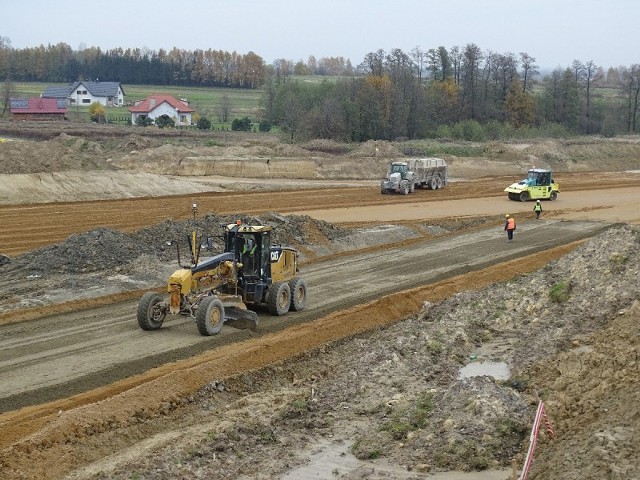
9,98,67,121
129,94,194,126
43,81,125,107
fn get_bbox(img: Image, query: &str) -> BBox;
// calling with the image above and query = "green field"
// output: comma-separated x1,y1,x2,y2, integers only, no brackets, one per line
9,82,265,126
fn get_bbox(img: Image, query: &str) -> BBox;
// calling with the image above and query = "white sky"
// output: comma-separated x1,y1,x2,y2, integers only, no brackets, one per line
2,0,638,70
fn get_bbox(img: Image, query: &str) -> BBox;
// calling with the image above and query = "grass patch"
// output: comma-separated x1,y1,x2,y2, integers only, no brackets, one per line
380,392,434,440
549,281,571,303
9,81,264,126
427,339,443,355
400,140,488,157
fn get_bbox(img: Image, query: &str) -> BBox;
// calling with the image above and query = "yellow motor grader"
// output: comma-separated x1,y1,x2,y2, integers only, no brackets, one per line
137,207,307,336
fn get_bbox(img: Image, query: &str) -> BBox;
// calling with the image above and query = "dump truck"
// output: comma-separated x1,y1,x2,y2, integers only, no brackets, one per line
381,158,448,194
137,205,307,336
505,168,560,202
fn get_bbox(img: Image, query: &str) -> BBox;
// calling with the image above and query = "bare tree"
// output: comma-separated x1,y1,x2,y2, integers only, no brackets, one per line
219,93,231,123
584,60,597,132
306,55,317,75
460,43,484,119
622,64,640,132
359,49,386,76
411,46,427,82
519,52,539,92
426,46,451,81
0,36,13,118
449,46,463,85
1,76,14,117
572,60,586,83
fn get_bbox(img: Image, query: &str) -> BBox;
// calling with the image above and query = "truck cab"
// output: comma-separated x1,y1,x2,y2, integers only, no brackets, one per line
381,162,415,194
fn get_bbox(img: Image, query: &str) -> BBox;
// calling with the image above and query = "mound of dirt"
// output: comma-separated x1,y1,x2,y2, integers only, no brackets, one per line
347,139,404,158
2,213,345,272
0,134,114,174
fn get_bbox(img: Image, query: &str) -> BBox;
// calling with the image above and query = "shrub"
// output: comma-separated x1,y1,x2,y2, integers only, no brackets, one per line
155,115,175,128
258,120,271,132
197,116,211,130
89,102,106,123
549,281,571,303
231,116,252,131
135,116,153,127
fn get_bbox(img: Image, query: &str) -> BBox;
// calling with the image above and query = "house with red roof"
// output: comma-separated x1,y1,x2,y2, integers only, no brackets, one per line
129,94,195,126
10,98,67,121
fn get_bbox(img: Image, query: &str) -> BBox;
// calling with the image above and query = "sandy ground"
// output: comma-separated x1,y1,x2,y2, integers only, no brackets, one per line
1,171,640,257
1,132,639,479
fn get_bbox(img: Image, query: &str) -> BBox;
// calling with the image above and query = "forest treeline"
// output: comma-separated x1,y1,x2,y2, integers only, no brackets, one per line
1,37,639,140
264,46,640,141
0,39,353,88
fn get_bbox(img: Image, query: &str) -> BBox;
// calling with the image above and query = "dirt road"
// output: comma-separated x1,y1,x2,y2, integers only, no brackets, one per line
0,219,611,416
1,171,640,257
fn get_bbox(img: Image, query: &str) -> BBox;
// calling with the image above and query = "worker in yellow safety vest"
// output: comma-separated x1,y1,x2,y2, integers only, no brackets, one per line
533,200,542,219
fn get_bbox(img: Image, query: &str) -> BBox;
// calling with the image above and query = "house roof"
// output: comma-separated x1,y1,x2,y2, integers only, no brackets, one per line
129,94,195,114
42,86,72,99
43,81,124,99
10,98,67,114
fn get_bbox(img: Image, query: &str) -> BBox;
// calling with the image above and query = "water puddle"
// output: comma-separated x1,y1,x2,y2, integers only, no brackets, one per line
280,438,359,479
278,437,511,479
458,360,510,380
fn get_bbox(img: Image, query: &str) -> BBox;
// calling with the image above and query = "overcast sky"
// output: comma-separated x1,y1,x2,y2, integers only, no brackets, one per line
2,0,637,70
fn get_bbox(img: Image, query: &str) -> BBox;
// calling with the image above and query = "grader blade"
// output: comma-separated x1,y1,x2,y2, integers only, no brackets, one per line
224,307,259,331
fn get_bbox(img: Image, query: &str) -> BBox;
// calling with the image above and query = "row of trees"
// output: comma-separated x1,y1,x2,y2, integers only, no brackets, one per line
1,36,639,138
263,46,640,140
0,39,267,88
0,37,353,88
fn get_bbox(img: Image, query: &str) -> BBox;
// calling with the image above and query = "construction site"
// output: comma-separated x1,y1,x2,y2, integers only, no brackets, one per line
0,125,639,479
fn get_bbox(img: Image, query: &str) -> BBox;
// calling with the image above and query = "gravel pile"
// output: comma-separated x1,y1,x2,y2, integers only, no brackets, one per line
1,214,349,275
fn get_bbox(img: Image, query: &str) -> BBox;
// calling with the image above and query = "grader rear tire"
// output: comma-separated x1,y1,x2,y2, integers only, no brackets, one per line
288,278,308,311
137,292,166,331
196,296,225,336
268,281,291,316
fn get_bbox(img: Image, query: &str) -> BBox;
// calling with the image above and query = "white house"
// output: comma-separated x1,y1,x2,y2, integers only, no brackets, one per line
43,81,125,107
129,94,195,126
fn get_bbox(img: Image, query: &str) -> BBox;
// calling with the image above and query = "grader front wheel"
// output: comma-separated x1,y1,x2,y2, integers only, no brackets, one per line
196,296,225,336
137,292,166,331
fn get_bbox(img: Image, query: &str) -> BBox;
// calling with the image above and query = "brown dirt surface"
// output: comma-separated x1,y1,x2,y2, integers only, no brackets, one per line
0,126,639,480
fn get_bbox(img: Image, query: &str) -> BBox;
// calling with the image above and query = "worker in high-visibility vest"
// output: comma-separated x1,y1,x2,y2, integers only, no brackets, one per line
241,237,258,275
504,214,516,241
533,200,542,219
